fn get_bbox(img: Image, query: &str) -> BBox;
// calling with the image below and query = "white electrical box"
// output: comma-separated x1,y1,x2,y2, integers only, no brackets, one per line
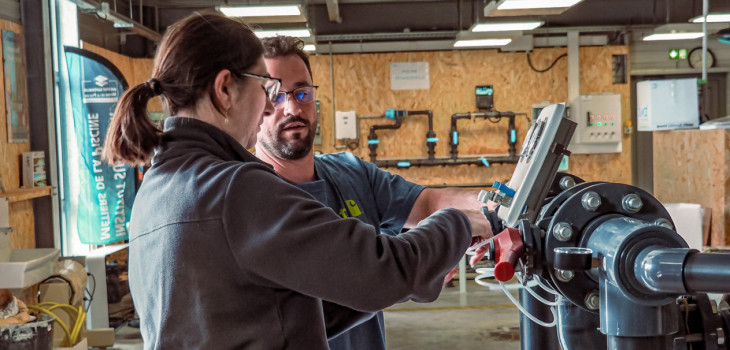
637,78,699,131
568,93,622,154
335,110,358,140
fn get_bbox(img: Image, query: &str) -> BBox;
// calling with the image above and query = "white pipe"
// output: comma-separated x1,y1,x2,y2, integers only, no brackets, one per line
702,0,708,81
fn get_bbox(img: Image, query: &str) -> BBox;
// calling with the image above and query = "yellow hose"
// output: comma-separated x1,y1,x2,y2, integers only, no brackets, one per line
28,302,87,347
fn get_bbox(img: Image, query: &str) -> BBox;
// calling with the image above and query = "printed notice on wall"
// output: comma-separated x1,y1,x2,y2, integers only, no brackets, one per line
390,62,429,90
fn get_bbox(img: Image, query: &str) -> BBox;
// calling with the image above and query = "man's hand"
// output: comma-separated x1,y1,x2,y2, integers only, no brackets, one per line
460,209,493,239
443,236,491,288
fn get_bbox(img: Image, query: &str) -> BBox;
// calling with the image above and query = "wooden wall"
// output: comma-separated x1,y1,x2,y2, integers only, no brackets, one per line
84,43,631,188
310,46,632,186
0,19,33,249
653,129,730,246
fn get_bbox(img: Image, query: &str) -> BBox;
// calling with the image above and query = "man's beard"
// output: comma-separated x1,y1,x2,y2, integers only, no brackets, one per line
260,115,316,160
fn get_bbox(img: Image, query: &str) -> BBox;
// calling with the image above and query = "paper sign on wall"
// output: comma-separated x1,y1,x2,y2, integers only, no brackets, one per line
390,62,429,90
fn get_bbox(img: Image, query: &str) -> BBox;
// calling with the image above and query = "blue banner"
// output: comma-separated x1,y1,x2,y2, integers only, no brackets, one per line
64,47,134,245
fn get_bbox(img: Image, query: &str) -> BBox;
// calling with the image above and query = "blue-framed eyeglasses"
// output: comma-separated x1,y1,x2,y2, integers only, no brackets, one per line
230,70,282,103
272,86,319,109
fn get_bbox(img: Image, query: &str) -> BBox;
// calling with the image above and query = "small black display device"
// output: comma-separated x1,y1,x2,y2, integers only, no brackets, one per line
475,85,494,111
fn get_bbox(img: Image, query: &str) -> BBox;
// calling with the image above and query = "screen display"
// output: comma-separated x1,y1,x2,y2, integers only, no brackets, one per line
475,85,493,96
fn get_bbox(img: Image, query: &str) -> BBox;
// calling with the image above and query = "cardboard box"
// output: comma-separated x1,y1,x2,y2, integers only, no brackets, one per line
637,78,699,131
664,203,704,250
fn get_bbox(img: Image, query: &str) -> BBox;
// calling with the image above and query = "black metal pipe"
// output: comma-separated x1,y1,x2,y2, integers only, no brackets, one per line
407,110,436,160
556,300,605,350
505,112,517,158
607,335,673,350
373,155,518,168
450,113,471,160
473,111,518,158
519,288,560,350
684,252,730,293
368,117,403,163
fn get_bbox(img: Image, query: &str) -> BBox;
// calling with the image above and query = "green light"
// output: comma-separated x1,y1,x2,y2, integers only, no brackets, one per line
597,122,601,126
678,48,688,60
668,49,679,60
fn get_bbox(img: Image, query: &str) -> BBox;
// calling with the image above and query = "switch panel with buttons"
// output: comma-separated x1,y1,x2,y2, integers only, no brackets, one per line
567,93,622,154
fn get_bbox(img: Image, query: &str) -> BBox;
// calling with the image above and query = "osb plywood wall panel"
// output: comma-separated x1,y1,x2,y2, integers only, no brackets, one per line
84,45,631,188
311,46,631,186
81,43,161,112
653,130,729,246
0,19,34,249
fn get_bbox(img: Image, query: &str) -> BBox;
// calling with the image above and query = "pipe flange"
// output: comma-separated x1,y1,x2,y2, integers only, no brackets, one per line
542,182,675,312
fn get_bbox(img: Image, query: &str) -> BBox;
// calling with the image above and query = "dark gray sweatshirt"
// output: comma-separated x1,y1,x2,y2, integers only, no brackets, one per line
128,117,472,349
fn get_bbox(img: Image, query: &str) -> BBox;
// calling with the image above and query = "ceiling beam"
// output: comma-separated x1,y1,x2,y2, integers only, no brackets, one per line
326,0,342,23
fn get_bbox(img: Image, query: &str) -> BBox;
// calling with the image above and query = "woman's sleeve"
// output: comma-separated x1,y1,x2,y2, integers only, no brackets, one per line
322,301,376,339
221,164,472,312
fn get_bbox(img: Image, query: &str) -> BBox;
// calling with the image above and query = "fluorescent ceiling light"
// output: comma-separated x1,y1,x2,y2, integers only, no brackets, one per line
472,21,544,32
303,44,316,52
218,5,301,17
454,38,512,47
497,0,583,10
254,29,312,38
690,14,730,23
643,32,704,41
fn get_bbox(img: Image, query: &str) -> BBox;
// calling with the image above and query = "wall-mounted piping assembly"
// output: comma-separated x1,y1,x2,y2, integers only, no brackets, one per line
366,108,530,169
450,110,519,160
368,109,437,162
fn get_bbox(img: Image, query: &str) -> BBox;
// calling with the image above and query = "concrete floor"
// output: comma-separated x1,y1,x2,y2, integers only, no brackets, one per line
103,280,522,350
384,280,521,350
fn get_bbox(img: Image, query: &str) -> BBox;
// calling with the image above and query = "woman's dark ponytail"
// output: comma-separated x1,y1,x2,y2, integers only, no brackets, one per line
102,79,163,166
102,12,263,166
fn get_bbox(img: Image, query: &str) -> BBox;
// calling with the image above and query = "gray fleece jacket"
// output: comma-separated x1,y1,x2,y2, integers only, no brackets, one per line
128,117,472,349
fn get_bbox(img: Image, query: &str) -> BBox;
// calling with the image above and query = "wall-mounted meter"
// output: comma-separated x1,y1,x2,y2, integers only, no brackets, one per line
475,85,494,111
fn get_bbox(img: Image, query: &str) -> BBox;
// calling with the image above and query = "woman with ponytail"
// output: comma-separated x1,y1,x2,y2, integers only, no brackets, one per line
106,11,484,350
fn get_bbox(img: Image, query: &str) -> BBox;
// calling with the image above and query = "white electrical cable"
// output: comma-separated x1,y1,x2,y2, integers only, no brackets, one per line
498,279,558,327
534,274,560,296
515,273,562,306
472,260,559,327
465,238,493,256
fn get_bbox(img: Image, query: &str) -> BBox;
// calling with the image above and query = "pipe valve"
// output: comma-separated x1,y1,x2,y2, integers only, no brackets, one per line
487,227,525,282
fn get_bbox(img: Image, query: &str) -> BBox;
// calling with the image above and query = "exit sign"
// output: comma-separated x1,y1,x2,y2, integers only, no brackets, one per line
668,48,688,60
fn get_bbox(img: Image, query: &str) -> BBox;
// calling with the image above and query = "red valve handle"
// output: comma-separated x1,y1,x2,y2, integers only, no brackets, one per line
492,227,524,282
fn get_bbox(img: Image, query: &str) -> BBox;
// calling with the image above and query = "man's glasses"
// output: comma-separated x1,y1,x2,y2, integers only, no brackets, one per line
232,71,282,103
272,86,319,109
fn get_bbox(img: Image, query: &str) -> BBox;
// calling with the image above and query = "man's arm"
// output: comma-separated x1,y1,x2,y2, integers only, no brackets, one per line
405,188,495,238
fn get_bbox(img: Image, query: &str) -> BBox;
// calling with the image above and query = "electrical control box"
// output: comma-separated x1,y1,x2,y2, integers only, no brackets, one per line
475,85,494,110
568,93,622,154
335,110,358,140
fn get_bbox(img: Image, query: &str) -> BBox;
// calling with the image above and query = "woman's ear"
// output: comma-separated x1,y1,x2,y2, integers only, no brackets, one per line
212,69,235,112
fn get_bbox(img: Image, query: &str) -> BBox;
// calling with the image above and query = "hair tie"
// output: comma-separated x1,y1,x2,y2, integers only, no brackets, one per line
145,78,163,96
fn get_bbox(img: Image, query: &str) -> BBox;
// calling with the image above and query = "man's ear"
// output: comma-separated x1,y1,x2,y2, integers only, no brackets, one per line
212,69,235,112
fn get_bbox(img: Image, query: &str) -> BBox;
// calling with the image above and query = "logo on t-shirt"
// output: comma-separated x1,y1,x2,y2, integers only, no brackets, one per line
338,199,362,218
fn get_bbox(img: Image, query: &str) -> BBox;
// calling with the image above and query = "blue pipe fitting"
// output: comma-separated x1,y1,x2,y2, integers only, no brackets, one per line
452,131,458,145
481,157,490,168
426,137,439,143
396,161,411,168
368,139,380,145
385,108,406,119
492,181,515,197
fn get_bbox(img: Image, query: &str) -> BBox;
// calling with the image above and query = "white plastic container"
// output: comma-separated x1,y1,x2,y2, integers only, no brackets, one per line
0,248,60,289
